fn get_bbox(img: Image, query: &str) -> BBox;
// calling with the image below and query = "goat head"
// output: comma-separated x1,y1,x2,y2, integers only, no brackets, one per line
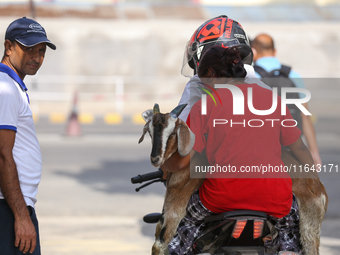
139,103,195,167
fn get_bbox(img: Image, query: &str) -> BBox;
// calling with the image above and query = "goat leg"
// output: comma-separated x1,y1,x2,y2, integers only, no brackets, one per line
282,149,328,255
152,169,204,255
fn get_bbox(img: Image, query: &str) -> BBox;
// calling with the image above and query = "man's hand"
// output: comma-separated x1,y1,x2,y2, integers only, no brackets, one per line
14,214,36,254
301,102,322,169
311,151,322,170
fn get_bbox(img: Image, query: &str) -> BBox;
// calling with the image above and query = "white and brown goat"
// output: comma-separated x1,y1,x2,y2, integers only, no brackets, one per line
139,103,205,255
139,103,328,255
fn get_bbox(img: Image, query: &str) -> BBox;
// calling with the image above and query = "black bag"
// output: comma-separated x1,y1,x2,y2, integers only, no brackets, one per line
253,65,302,131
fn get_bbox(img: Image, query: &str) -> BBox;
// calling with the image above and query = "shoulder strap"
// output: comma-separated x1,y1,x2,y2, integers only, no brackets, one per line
253,65,270,78
278,65,291,77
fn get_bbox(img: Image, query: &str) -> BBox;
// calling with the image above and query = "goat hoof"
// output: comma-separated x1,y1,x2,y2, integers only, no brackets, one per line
152,241,168,255
152,242,160,255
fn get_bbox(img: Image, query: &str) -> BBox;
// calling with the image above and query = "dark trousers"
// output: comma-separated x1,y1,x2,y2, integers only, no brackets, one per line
0,199,41,255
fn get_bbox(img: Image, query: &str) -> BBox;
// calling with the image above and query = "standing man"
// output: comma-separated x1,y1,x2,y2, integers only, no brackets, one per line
251,33,322,167
0,17,56,254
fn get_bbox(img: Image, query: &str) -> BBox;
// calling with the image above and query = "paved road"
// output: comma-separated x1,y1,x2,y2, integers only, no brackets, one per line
34,117,340,255
37,132,163,255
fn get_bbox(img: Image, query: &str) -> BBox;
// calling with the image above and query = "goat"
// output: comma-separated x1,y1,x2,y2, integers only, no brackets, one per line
139,103,328,255
139,103,206,255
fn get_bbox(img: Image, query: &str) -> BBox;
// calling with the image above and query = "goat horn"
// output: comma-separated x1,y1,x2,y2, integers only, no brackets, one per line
170,104,187,118
153,103,160,114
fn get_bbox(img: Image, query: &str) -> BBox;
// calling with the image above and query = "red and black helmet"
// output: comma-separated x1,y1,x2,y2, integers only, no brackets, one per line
181,15,253,77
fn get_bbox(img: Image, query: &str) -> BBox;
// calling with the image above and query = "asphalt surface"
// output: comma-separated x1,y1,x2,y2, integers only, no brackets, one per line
34,116,340,255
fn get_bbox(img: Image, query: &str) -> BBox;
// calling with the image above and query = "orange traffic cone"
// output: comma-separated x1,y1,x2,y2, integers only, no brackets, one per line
65,91,81,136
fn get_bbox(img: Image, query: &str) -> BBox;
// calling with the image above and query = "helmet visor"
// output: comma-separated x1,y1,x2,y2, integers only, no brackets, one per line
181,40,196,78
181,38,245,77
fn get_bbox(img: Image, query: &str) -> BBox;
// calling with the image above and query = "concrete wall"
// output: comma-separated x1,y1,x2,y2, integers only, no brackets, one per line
0,17,339,117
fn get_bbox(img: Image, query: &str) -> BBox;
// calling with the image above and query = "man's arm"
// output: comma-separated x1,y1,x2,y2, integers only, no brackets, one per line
178,75,203,122
290,74,322,167
0,129,36,254
301,102,322,167
287,136,314,167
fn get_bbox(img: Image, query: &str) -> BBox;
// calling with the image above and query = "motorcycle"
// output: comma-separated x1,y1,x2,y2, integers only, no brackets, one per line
131,169,299,255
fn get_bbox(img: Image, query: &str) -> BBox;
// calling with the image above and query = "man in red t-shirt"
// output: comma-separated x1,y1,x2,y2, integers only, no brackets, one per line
190,82,300,218
162,46,315,255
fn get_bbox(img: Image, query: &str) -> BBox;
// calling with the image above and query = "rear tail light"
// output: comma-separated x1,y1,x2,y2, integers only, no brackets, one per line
253,219,264,239
231,219,247,239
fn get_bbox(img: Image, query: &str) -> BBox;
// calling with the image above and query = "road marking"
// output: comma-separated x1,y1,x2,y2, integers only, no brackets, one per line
37,134,147,145
132,114,145,125
32,114,39,123
79,113,95,124
310,114,317,124
50,113,67,123
105,113,122,124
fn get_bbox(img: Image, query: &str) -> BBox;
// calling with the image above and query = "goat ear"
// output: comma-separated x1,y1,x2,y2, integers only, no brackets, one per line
141,109,153,122
138,121,150,144
177,120,195,157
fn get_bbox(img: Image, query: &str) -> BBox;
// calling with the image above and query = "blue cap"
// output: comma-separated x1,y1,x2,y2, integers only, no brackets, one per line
5,17,56,50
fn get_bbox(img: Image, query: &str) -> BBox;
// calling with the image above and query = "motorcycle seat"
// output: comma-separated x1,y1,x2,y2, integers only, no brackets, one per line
205,210,268,223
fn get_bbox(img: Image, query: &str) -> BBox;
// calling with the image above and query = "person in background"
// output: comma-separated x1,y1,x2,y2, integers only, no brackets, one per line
0,17,56,255
251,33,322,167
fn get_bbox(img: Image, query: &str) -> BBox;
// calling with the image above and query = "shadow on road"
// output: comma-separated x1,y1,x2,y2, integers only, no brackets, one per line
54,159,165,195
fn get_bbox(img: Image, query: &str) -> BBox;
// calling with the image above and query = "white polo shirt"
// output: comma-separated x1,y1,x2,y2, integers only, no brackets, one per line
0,63,42,208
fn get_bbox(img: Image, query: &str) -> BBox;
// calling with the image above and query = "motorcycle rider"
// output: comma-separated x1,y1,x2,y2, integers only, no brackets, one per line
161,16,310,255
162,45,311,255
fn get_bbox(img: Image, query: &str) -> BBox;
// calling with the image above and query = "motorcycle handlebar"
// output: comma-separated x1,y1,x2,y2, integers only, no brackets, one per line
131,169,164,184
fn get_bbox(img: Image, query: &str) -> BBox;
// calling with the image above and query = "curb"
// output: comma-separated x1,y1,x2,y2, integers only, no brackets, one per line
33,113,145,125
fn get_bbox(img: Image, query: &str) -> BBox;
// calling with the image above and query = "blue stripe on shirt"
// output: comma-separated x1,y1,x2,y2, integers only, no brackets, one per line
0,125,17,132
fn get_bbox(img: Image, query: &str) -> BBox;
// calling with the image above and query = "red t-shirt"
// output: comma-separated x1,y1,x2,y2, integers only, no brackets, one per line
189,83,301,218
